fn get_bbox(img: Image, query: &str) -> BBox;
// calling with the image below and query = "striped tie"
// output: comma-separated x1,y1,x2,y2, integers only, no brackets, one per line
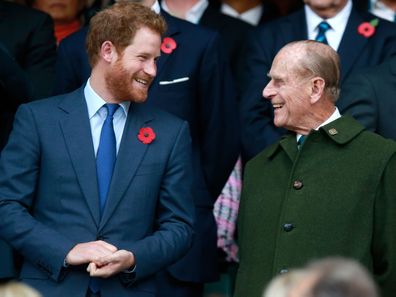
315,21,330,45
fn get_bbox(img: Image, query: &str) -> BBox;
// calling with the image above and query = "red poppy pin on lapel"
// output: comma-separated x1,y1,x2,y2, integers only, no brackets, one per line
358,18,379,38
138,127,156,144
161,37,177,54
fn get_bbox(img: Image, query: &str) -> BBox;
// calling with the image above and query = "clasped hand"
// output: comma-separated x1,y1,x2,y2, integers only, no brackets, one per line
65,240,135,278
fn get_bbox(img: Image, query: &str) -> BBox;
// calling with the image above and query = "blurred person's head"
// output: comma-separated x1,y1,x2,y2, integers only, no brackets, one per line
0,282,41,297
295,257,379,297
303,0,349,18
263,270,310,297
116,0,156,6
32,0,87,25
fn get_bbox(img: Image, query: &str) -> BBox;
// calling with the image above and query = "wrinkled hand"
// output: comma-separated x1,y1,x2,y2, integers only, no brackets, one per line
87,250,135,278
65,240,118,266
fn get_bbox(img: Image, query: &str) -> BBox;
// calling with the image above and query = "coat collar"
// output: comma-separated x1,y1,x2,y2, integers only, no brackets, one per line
264,116,365,159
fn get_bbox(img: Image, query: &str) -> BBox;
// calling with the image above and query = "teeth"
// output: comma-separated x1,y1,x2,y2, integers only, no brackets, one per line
135,78,148,85
273,104,283,109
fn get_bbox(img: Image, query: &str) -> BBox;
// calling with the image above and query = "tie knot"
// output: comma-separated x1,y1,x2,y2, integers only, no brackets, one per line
318,21,330,33
105,103,119,118
297,135,306,149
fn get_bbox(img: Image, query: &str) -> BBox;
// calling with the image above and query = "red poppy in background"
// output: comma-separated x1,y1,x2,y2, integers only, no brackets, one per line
161,37,177,54
357,18,378,38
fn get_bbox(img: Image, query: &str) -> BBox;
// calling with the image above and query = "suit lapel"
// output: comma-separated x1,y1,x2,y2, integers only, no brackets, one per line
99,104,154,230
337,9,368,83
154,10,180,80
58,88,101,227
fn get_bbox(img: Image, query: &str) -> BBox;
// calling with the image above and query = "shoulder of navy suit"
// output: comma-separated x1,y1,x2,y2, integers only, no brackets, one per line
58,26,89,49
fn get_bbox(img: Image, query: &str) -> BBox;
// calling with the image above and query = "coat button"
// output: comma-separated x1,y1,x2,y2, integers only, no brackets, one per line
283,223,294,232
293,180,303,190
280,268,289,274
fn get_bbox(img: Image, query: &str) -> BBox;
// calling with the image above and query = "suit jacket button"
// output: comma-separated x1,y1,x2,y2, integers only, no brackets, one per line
280,268,289,274
283,223,294,232
293,180,303,190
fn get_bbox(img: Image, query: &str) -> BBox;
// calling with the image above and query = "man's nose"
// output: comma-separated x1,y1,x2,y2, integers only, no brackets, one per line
263,80,275,100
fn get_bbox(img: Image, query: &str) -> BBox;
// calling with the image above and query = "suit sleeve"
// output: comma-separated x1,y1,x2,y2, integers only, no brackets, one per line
0,105,75,282
121,121,194,282
372,151,396,296
24,13,57,100
197,32,240,199
337,72,378,132
239,27,286,162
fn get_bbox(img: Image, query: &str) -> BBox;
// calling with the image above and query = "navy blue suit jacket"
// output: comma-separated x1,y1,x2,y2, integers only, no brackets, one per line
0,88,194,297
54,11,240,283
240,6,396,161
338,56,396,140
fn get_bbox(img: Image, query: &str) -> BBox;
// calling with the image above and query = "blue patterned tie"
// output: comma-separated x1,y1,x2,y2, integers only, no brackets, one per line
315,21,330,44
90,104,119,293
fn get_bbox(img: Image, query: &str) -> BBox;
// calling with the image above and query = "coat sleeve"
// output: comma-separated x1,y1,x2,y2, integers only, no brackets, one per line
372,151,396,296
0,104,75,282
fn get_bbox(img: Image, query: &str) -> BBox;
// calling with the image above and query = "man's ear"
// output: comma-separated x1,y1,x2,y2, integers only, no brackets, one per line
310,76,325,104
100,41,117,63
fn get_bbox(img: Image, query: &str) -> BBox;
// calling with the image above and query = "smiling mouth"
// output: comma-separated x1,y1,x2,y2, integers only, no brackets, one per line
273,103,284,109
135,78,150,86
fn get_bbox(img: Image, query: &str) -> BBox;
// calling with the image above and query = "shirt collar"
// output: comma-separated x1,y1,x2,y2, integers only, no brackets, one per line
220,3,263,26
317,107,341,129
152,0,161,14
161,0,209,24
84,78,130,119
305,0,352,37
297,107,341,141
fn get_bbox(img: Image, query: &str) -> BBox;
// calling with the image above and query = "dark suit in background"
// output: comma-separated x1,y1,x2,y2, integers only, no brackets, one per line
240,5,396,161
0,0,56,281
54,9,240,296
338,56,396,140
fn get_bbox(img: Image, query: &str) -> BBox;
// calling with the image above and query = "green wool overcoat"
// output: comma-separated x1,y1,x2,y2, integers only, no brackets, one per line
234,116,396,297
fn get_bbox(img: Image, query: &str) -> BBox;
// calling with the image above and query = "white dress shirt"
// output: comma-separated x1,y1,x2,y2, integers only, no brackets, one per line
151,0,161,14
161,0,208,24
220,3,263,26
297,107,341,142
370,0,396,22
84,79,130,156
305,0,352,51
